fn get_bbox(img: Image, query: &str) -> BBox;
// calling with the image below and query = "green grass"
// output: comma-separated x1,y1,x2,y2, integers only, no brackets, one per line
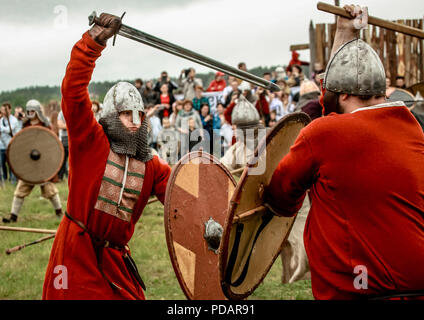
0,180,313,300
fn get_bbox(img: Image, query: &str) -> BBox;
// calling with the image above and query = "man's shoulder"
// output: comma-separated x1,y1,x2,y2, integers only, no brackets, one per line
301,113,348,138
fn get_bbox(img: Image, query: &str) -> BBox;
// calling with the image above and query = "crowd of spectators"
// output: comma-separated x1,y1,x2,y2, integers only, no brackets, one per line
2,57,412,179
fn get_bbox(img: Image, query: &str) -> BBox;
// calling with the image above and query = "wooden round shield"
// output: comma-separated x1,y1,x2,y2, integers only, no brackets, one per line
387,88,416,110
164,151,236,300
6,126,64,184
219,112,311,300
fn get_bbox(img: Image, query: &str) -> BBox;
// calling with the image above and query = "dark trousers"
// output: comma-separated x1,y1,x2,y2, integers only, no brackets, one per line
0,149,7,181
58,137,69,180
0,148,15,183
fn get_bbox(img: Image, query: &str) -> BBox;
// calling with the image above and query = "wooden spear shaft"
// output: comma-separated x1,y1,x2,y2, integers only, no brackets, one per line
0,226,56,234
6,234,55,255
317,2,424,39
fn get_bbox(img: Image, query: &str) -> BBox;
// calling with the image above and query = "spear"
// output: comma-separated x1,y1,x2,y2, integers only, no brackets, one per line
317,2,424,39
0,226,56,234
6,234,55,255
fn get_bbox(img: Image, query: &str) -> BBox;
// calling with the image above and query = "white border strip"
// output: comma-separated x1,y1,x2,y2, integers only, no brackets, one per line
351,101,407,114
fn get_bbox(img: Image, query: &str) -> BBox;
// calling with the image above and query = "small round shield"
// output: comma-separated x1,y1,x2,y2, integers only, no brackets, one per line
164,151,236,300
6,126,64,184
219,112,311,300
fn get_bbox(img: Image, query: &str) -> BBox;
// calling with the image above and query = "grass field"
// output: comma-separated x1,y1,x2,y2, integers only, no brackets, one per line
0,180,313,300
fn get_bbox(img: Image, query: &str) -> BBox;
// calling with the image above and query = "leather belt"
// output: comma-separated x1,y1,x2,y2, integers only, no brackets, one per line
65,211,146,292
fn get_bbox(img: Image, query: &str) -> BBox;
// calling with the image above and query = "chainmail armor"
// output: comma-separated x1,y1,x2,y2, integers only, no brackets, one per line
99,112,153,162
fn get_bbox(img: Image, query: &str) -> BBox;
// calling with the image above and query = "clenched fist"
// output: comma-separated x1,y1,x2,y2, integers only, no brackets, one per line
337,4,368,33
88,13,122,46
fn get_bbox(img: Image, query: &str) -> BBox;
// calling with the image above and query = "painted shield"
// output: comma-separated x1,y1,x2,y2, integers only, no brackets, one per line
164,151,236,300
219,112,311,300
6,126,64,184
408,81,424,98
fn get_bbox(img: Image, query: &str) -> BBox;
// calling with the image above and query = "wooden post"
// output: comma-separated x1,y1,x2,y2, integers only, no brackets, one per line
418,19,423,83
397,20,406,79
309,20,316,75
405,20,412,86
411,20,419,84
387,30,398,85
316,23,325,67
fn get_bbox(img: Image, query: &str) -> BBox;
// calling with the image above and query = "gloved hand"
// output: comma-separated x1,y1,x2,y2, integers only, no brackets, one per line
88,13,122,46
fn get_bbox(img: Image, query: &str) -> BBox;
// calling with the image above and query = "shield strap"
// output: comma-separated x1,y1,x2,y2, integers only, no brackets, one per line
64,211,146,291
224,210,274,287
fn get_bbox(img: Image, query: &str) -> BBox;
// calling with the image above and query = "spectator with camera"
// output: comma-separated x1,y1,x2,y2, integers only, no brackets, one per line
178,68,203,101
154,71,178,95
14,106,25,131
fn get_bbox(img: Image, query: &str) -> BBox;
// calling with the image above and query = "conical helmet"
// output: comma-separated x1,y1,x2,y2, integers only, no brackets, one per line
231,95,260,128
323,39,386,96
101,82,144,124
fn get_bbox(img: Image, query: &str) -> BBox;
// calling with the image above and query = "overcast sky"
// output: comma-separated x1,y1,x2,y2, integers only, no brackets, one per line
1,0,423,92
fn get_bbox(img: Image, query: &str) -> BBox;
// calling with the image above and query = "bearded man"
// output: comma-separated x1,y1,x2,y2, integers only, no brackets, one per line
266,5,424,299
43,13,171,300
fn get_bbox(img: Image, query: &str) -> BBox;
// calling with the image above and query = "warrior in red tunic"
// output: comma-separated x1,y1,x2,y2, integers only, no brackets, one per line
43,13,171,300
266,5,424,299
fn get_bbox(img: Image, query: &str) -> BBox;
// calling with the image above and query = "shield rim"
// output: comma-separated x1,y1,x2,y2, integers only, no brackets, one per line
219,112,311,300
164,150,236,300
6,126,64,184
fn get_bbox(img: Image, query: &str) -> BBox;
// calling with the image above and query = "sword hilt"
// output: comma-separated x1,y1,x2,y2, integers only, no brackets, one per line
88,11,126,46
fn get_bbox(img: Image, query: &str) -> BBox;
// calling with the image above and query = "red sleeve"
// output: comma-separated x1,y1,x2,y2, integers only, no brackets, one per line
61,32,106,143
152,155,172,204
206,81,215,92
224,101,236,125
267,130,318,216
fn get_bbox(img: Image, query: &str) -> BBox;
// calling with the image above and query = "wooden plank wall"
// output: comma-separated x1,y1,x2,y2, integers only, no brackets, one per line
309,19,424,87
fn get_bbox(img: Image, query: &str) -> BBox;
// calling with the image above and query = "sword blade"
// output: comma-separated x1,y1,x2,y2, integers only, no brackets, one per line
118,25,280,92
88,12,280,92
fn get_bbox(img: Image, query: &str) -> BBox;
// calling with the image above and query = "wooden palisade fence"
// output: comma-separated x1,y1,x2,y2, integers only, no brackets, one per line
307,18,424,87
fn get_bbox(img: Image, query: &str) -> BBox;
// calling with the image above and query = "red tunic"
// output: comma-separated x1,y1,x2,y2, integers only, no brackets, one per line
268,104,424,299
42,32,171,300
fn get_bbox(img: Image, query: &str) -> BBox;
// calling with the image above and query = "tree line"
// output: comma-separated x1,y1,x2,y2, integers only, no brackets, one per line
0,65,279,109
